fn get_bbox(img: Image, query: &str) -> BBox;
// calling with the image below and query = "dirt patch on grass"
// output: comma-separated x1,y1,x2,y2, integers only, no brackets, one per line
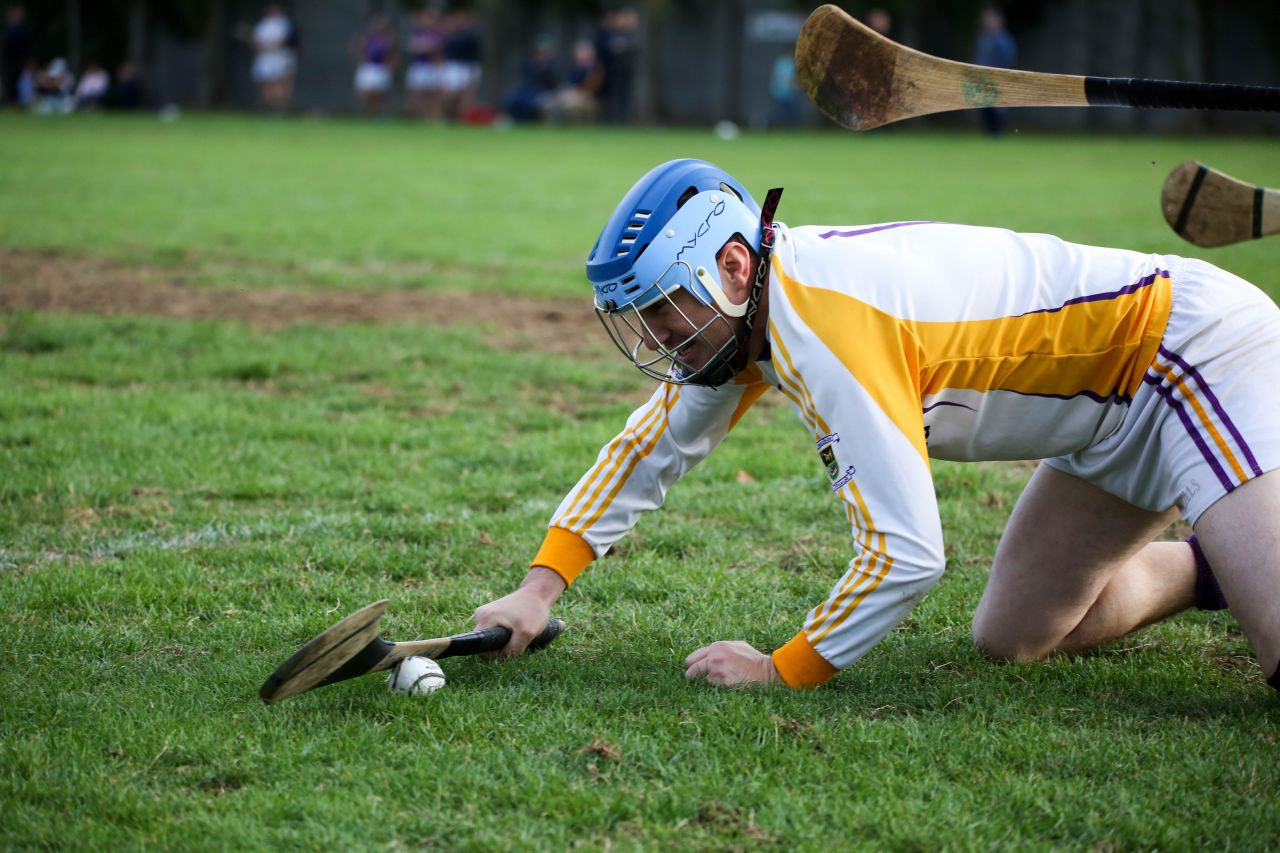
0,249,604,354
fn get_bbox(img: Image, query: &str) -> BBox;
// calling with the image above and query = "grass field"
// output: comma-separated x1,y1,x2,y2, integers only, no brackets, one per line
2,114,1279,850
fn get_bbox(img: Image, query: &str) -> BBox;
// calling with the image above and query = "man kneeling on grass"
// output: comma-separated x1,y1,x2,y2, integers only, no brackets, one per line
474,158,1280,693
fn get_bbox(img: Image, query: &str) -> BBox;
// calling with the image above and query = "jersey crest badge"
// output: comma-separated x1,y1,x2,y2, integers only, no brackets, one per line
816,433,855,491
820,444,839,479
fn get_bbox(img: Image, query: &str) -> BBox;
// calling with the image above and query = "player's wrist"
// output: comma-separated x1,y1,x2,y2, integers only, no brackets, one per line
521,565,568,604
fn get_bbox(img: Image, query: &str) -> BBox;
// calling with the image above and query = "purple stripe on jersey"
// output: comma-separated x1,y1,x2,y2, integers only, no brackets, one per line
1143,372,1237,493
1007,388,1132,405
818,221,942,240
922,400,978,414
1157,344,1263,476
1017,269,1169,317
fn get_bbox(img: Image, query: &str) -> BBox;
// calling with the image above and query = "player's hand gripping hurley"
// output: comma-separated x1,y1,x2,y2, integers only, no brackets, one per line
796,4,1280,131
260,599,566,703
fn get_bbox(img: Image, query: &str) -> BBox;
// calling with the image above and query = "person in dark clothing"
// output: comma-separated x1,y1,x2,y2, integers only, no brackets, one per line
504,33,557,123
593,8,640,124
2,4,32,107
104,61,145,110
972,7,1017,136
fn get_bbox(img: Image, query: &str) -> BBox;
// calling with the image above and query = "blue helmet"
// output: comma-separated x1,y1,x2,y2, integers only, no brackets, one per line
586,159,766,386
586,159,763,316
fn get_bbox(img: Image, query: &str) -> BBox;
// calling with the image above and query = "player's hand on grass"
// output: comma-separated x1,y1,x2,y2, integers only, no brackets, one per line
684,640,783,688
473,566,566,658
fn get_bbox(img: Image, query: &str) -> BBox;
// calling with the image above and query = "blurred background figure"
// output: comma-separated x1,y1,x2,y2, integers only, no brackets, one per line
33,56,73,113
104,60,143,110
546,39,601,125
353,12,396,116
74,60,109,110
866,7,893,39
767,51,800,128
2,3,32,107
503,32,557,124
404,8,446,120
972,6,1017,136
250,3,296,113
594,7,639,124
441,8,482,122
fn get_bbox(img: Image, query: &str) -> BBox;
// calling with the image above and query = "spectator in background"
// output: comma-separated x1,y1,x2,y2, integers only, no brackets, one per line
104,60,144,110
250,3,296,113
74,60,109,110
767,52,800,128
354,12,397,116
972,7,1017,136
2,3,32,107
546,39,602,124
594,8,640,124
503,33,557,124
442,8,482,121
404,8,446,120
14,56,33,105
33,56,74,113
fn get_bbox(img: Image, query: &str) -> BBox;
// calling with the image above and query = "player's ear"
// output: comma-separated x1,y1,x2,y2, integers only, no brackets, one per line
717,240,754,303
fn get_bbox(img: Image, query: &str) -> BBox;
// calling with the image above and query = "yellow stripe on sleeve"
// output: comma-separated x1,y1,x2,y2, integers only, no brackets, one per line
571,385,682,535
560,386,675,533
770,325,894,646
558,391,666,529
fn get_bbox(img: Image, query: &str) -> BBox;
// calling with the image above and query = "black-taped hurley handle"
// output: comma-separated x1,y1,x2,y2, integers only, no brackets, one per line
435,618,567,659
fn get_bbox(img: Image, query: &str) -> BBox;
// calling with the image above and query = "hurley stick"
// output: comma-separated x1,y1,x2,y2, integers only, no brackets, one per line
260,599,566,703
1161,161,1280,248
796,5,1280,131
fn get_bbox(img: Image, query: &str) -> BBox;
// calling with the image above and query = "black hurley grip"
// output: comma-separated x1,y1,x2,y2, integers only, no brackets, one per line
435,618,566,659
1084,76,1280,112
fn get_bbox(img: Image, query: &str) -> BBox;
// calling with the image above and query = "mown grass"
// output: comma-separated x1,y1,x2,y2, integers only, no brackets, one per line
2,114,1278,850
1,113,1278,296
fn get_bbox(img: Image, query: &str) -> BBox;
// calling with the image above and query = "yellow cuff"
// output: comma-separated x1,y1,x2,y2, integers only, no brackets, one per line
531,527,596,587
772,632,840,689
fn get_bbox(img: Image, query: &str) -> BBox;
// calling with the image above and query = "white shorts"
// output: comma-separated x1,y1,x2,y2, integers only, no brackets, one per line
355,63,392,94
406,62,448,92
442,61,479,93
252,49,295,83
1044,258,1280,524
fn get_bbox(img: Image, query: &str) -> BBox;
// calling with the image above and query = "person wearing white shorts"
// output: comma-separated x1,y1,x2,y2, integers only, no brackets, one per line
977,257,1280,690
251,4,295,112
473,158,1280,697
404,9,447,119
353,13,396,116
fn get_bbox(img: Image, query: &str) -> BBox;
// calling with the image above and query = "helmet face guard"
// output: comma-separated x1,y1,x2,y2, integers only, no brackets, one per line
594,259,742,387
586,159,768,388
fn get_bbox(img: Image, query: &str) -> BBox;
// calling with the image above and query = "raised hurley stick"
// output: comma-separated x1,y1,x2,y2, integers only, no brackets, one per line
796,4,1280,131
1161,161,1280,248
260,599,566,703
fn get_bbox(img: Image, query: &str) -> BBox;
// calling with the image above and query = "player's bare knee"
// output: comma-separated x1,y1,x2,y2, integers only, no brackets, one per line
971,622,1050,663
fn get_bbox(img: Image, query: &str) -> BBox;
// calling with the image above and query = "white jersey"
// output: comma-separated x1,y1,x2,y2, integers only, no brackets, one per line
533,220,1196,687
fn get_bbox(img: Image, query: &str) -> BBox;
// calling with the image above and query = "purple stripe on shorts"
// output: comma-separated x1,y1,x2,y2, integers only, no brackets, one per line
1143,372,1237,494
818,221,942,240
1157,344,1263,477
1017,269,1169,317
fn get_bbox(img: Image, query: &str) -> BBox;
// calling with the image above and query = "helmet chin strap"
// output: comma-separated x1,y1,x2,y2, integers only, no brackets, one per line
727,187,783,380
677,187,784,388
